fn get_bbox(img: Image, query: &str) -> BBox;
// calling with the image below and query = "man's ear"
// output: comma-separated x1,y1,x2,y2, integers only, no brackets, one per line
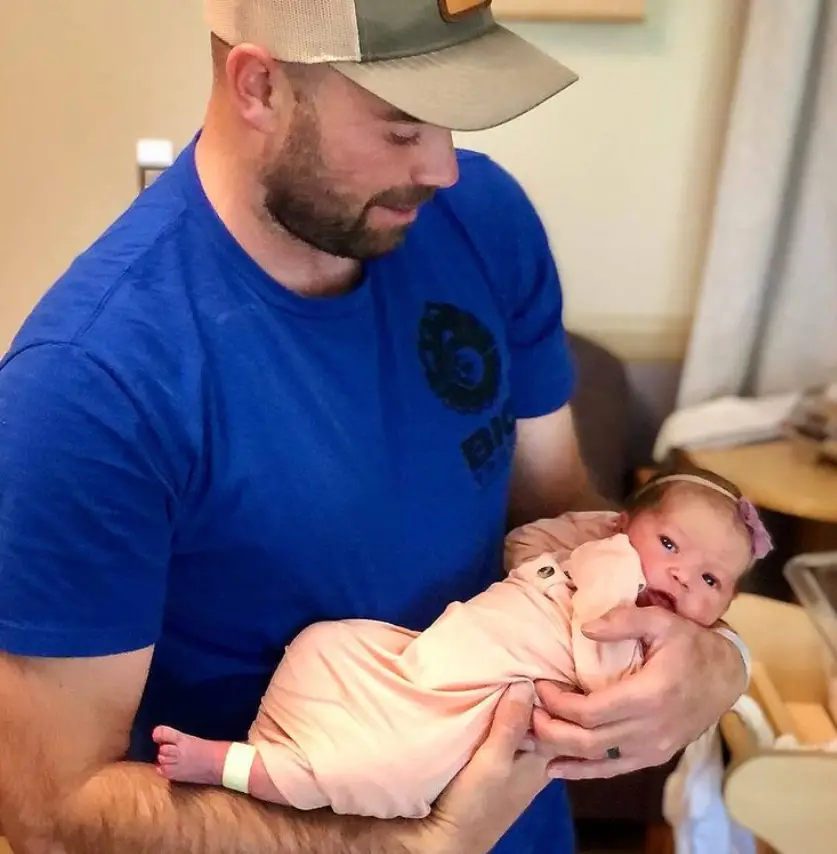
616,511,629,533
226,44,290,135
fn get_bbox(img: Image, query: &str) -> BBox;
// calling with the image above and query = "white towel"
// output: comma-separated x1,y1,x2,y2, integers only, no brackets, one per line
652,393,799,463
661,696,774,854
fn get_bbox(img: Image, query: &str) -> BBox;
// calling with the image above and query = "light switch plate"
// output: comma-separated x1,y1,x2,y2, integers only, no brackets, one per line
136,138,175,169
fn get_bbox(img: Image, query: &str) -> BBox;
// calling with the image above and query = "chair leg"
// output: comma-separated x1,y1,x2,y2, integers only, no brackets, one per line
644,823,674,854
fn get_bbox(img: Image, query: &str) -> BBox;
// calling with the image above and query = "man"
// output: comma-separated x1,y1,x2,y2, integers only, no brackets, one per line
0,2,748,853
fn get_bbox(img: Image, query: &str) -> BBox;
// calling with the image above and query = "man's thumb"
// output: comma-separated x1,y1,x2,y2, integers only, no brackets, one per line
481,681,534,761
580,603,667,643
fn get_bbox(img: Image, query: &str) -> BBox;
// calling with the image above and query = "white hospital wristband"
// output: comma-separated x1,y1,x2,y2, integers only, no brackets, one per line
713,627,752,687
221,742,257,794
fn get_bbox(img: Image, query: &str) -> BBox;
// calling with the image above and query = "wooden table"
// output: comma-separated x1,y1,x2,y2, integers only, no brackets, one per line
683,440,837,554
685,440,837,524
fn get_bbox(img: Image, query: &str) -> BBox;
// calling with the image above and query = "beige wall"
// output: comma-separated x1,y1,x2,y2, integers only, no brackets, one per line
0,0,210,351
0,0,745,359
461,0,747,360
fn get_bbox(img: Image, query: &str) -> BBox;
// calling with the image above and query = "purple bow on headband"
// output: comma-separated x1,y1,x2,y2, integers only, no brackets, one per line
738,498,774,560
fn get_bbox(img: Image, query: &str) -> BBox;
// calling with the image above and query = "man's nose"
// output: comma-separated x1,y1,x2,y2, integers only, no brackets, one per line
412,127,459,189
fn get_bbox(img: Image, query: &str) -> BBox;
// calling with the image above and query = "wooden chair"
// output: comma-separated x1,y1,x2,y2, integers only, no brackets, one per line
720,593,837,854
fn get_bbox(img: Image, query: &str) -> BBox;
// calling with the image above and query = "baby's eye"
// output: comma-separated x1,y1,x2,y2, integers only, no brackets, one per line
659,535,677,552
702,573,718,588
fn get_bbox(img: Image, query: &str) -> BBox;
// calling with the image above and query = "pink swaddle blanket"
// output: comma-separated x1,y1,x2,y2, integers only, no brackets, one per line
246,512,645,818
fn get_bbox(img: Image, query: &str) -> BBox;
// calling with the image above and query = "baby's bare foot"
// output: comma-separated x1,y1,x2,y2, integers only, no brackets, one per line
152,725,230,786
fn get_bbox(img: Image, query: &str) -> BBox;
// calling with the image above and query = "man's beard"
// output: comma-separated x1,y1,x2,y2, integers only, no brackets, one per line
261,105,435,260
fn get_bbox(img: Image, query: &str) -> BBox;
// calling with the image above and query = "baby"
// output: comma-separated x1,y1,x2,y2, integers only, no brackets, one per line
153,466,772,819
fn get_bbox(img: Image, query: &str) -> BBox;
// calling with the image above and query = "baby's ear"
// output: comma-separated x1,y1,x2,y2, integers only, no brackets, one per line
616,511,629,532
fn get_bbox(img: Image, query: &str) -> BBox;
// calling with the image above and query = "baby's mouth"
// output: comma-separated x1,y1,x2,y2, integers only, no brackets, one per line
637,587,677,613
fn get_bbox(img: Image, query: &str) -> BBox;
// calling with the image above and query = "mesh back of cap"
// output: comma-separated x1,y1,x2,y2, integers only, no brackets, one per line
205,0,362,63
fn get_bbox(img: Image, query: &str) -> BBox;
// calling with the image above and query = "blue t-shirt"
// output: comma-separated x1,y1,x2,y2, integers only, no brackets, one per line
0,137,576,852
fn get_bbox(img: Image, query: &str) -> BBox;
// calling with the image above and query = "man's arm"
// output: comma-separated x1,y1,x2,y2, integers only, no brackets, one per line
532,605,749,779
508,404,612,530
0,650,548,854
0,649,405,854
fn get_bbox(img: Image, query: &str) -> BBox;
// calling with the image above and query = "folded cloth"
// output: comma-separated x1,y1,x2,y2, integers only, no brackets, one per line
774,735,837,752
652,393,799,462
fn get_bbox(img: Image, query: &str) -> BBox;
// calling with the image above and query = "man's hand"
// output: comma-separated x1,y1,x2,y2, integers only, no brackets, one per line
531,604,748,780
404,682,549,854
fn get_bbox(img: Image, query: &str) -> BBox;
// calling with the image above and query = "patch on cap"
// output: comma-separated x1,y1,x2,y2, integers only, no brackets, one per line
438,0,492,22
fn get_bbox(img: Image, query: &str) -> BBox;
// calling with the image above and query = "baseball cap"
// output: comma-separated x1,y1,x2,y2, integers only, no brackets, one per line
204,0,579,131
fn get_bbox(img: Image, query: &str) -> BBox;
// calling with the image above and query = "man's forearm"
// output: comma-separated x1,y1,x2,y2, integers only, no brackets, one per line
570,481,618,512
507,471,616,532
51,761,412,854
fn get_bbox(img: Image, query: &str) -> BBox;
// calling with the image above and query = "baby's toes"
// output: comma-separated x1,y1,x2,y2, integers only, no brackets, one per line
153,725,184,746
157,744,180,764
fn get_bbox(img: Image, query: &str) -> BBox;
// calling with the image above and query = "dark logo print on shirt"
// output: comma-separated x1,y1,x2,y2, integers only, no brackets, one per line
417,302,501,415
417,302,514,486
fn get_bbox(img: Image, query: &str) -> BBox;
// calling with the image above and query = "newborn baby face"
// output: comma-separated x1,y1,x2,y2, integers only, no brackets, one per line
624,487,752,626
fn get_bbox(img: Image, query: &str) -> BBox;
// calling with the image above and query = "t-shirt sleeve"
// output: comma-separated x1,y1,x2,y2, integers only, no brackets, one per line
505,188,576,419
0,342,175,658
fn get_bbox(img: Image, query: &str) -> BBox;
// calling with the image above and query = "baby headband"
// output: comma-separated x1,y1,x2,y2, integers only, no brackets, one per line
634,473,774,560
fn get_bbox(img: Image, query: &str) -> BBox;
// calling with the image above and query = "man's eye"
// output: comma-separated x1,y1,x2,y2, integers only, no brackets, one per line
659,535,677,552
702,573,718,588
389,130,420,146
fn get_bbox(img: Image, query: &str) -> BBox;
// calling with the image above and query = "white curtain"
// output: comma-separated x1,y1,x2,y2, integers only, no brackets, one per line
677,0,837,408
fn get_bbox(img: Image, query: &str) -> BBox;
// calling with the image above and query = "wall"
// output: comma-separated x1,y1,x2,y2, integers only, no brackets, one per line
0,0,209,351
0,0,745,363
460,0,747,361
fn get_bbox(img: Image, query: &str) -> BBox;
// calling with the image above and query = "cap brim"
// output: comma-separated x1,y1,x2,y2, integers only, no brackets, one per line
330,25,578,133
